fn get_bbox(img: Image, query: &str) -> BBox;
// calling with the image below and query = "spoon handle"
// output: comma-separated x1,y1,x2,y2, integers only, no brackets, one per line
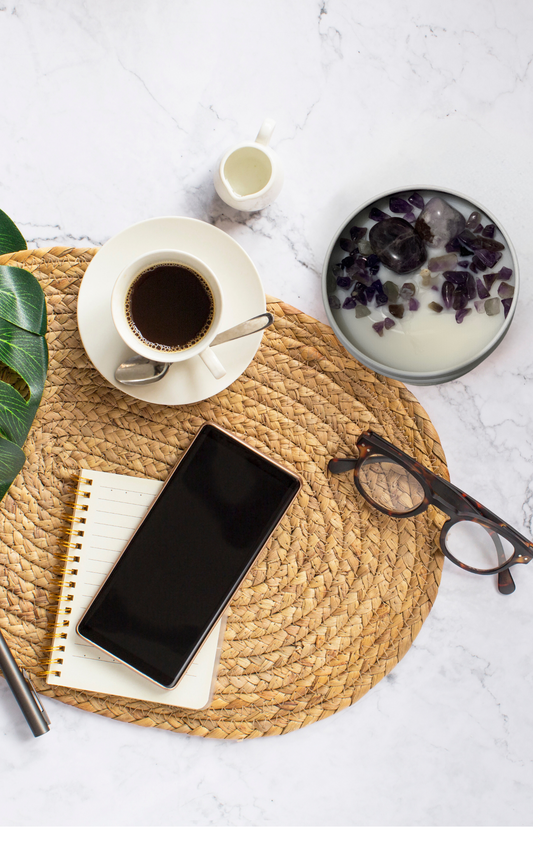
210,312,273,346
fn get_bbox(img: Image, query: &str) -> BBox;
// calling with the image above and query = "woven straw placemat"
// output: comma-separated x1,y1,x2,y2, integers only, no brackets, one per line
0,247,448,739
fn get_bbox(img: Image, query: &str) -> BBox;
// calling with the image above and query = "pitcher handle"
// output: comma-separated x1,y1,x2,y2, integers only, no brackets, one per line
255,119,276,146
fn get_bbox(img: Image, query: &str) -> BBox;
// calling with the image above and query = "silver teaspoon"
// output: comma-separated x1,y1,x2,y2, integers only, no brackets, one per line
114,312,274,385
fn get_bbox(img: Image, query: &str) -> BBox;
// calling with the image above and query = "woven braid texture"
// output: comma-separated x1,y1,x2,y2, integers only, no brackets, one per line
0,247,448,739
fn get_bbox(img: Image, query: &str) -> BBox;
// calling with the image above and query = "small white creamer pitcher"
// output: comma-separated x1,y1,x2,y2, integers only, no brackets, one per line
213,119,284,211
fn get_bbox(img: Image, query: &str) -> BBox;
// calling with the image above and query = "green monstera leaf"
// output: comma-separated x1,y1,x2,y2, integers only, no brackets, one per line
0,211,48,501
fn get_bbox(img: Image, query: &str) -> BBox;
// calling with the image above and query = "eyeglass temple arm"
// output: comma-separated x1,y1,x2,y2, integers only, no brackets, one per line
328,457,359,474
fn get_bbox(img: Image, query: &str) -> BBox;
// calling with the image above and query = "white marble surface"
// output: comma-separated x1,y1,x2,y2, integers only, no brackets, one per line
1,0,533,829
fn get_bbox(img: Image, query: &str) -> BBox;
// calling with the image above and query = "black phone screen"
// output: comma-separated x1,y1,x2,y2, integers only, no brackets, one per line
77,424,300,688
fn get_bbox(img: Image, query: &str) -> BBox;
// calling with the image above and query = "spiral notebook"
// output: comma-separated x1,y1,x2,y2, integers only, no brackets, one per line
46,469,225,710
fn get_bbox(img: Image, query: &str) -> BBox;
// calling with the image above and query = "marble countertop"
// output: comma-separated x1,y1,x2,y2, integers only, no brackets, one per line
1,0,533,829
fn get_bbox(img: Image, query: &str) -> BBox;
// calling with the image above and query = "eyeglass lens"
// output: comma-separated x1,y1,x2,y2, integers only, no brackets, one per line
444,521,515,571
358,455,425,514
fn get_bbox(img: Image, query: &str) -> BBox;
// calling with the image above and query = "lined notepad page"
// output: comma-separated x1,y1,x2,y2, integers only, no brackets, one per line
47,469,223,711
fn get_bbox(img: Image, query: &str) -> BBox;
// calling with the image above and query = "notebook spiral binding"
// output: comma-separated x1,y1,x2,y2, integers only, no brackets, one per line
39,475,93,679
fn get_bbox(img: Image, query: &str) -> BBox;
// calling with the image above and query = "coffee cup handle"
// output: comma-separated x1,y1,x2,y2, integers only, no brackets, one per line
199,346,226,379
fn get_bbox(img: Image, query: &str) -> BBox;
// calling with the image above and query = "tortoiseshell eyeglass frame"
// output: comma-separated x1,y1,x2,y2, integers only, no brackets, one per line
329,431,533,595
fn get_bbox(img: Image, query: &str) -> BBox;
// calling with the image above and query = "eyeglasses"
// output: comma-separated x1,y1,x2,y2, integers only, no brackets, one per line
328,431,533,595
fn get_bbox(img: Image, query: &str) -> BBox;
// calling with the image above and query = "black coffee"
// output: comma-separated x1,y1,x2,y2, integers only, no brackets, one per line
126,263,215,351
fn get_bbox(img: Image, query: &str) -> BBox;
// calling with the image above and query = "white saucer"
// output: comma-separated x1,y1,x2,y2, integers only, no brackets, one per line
77,217,266,405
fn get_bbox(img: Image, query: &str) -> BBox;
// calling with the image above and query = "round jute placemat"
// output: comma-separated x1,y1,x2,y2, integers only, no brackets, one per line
0,247,449,739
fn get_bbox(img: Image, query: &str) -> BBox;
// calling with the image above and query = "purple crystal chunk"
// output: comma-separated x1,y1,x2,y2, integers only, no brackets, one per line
408,297,420,311
498,282,515,299
466,211,482,230
369,208,390,222
498,266,513,281
341,255,355,269
457,229,505,251
452,290,468,311
474,300,486,313
476,278,489,299
501,298,512,318
476,249,502,269
482,224,495,239
373,320,385,336
442,280,454,308
483,273,498,290
350,225,367,243
469,262,479,274
329,295,341,309
342,296,357,309
389,196,412,214
455,308,472,324
428,252,458,273
415,197,466,249
458,260,469,268
339,237,356,252
354,282,368,306
466,275,476,300
408,192,425,209
384,318,395,330
337,276,353,289
369,217,427,274
474,224,484,234
403,211,416,223
365,254,381,275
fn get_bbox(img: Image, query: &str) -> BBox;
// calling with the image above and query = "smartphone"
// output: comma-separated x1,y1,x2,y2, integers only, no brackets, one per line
77,423,301,689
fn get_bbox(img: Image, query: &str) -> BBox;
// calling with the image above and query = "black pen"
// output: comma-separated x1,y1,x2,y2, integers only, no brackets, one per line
0,628,50,737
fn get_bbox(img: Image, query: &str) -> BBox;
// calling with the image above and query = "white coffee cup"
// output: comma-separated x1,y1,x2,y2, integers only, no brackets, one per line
111,249,226,379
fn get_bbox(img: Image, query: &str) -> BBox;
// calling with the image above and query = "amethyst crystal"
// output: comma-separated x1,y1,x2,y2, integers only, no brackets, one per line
350,225,367,243
403,211,416,224
408,192,424,209
482,224,495,239
415,197,466,249
341,255,355,269
457,229,505,252
483,273,498,290
337,276,353,289
476,278,490,299
389,196,412,214
342,296,357,309
452,290,468,311
408,297,420,311
455,308,472,324
498,282,515,299
498,266,513,281
369,217,427,274
428,252,458,273
372,320,385,336
365,254,381,275
369,208,390,222
501,298,513,318
457,260,470,268
340,237,357,252
466,211,482,230
474,300,486,313
384,318,395,330
388,303,404,319
476,249,502,269
442,280,454,309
